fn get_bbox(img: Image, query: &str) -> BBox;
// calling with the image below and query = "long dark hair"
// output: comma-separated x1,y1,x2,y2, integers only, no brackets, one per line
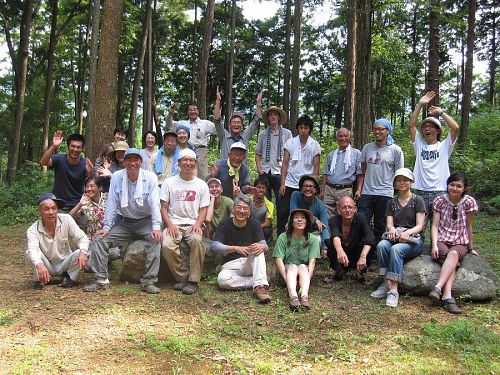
286,210,312,247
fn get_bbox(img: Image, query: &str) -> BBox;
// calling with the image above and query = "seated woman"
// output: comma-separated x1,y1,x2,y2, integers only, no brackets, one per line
273,208,320,310
95,140,128,192
429,172,479,314
249,177,274,242
371,168,426,308
139,130,158,171
69,177,108,239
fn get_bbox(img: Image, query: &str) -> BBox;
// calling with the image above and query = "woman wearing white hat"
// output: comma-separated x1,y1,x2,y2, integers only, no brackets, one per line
371,168,426,307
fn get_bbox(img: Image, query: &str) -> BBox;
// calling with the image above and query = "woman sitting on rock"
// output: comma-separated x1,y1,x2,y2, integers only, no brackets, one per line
428,172,479,314
371,168,426,308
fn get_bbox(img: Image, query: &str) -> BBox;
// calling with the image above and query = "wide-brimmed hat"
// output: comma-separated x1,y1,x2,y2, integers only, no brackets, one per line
298,175,320,194
394,168,414,182
262,106,287,126
37,192,65,209
420,117,442,130
107,141,129,158
230,142,247,152
289,208,314,223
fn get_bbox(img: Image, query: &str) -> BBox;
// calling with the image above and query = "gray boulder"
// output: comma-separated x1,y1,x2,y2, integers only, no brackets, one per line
399,254,498,301
119,238,223,283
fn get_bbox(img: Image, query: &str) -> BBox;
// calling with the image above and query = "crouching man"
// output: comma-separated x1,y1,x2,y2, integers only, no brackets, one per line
83,148,162,294
26,193,89,289
212,195,272,304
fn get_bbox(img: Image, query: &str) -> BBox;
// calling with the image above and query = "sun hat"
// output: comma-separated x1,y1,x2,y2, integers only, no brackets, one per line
394,168,414,182
298,175,320,194
262,106,287,126
107,141,129,158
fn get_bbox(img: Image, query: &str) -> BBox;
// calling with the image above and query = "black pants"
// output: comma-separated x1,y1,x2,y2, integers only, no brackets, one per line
277,186,299,235
357,194,391,243
327,241,373,271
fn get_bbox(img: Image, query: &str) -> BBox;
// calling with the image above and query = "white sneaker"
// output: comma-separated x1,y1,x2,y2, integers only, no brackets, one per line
370,283,390,299
386,291,399,308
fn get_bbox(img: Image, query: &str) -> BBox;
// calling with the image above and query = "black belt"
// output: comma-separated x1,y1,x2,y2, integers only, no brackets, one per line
197,145,207,148
122,216,151,223
327,183,352,189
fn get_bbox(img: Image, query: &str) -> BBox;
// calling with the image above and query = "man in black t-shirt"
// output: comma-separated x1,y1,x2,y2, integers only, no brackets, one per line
211,195,272,304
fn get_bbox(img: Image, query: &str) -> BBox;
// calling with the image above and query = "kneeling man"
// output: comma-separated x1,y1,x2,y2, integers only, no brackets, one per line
26,193,89,289
84,148,162,294
161,149,210,295
212,195,271,303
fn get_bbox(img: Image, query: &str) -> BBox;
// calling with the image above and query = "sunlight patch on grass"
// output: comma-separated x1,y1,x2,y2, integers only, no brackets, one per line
0,309,13,326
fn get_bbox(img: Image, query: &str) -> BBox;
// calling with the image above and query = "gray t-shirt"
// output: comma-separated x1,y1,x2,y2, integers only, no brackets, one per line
386,194,426,232
361,142,404,197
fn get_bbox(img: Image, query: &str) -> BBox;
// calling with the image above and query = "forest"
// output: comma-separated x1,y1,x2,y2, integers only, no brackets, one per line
0,0,498,220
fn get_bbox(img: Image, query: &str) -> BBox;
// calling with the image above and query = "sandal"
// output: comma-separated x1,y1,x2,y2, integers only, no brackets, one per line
289,296,301,310
300,295,310,310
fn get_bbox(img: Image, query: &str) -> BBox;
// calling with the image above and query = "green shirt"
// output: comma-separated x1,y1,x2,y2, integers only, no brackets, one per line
211,196,234,230
272,232,320,265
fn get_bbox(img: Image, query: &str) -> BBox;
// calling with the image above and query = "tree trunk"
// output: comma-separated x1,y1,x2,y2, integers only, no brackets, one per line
282,0,292,124
289,0,302,133
42,0,58,164
129,0,152,146
86,0,101,156
427,0,440,106
458,0,476,150
88,0,124,160
225,0,236,127
116,56,126,129
191,0,198,102
488,7,496,106
197,0,215,119
6,0,35,185
343,0,357,131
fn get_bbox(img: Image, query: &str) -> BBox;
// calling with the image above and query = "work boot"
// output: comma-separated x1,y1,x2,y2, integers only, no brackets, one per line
253,285,271,304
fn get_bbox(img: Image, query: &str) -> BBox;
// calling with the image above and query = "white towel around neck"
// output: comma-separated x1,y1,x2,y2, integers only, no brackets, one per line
329,145,352,173
120,169,144,208
291,136,314,161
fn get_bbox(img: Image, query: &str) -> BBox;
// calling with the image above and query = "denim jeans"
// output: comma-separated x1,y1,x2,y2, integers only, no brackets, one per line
357,194,391,243
414,190,445,235
277,186,299,235
376,239,424,282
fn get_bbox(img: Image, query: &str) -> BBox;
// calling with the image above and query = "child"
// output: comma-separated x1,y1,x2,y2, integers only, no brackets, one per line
273,209,320,310
429,172,479,314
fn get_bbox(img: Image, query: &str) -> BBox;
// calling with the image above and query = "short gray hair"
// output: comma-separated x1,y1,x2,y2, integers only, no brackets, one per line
336,127,352,138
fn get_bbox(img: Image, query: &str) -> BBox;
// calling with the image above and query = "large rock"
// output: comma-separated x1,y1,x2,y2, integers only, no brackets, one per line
399,254,499,301
118,238,223,283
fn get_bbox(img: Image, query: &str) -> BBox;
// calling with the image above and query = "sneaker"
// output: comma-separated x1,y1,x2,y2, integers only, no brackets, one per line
371,283,390,299
83,282,109,292
173,281,187,291
289,296,301,310
254,285,272,304
33,281,45,290
442,297,462,314
299,295,310,310
142,284,160,294
386,290,399,308
428,287,442,305
182,282,198,295
61,273,76,288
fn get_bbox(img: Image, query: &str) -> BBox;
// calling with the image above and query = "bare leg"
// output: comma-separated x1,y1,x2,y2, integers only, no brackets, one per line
389,280,398,292
435,251,459,290
297,264,311,297
285,264,299,298
442,267,456,299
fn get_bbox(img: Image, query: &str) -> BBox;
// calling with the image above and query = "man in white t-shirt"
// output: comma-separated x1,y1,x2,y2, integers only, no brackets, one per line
408,91,459,229
278,114,321,235
160,149,210,295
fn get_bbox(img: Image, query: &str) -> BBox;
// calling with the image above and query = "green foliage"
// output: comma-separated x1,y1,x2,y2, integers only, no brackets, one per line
0,310,13,326
0,163,53,225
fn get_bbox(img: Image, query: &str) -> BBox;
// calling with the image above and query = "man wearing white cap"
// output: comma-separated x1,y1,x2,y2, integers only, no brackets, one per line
213,86,263,160
208,142,256,198
408,91,459,229
160,148,210,295
26,193,89,289
83,148,162,294
255,105,293,221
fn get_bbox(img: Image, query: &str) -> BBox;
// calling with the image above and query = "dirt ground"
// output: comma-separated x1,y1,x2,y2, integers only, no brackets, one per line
1,224,498,374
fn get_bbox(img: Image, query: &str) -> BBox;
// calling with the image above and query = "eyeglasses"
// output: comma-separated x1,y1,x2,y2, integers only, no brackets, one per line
373,127,387,132
303,184,316,189
421,124,437,130
452,206,458,220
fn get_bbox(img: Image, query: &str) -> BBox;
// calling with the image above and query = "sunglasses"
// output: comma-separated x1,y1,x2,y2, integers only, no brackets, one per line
452,206,458,221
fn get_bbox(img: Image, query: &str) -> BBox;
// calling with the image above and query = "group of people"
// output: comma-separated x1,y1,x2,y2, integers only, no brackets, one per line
26,91,479,314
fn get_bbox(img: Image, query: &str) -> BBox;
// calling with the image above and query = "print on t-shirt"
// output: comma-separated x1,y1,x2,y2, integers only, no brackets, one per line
367,152,381,164
175,190,197,201
420,149,440,161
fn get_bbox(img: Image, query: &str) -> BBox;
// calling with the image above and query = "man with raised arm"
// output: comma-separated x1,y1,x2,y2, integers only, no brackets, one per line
212,195,272,304
166,102,216,177
83,148,162,294
213,86,263,161
160,149,210,295
408,91,459,229
355,119,404,243
320,128,362,217
39,131,93,213
26,193,89,289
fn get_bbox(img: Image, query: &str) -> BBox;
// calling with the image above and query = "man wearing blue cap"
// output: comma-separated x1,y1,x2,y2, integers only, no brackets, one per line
83,148,163,294
26,193,89,289
355,119,404,242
